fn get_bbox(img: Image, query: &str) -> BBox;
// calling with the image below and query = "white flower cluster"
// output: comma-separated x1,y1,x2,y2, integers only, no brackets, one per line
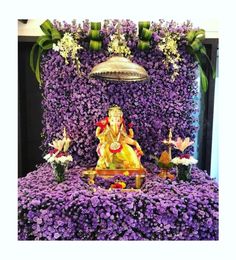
108,33,131,57
44,153,73,165
158,32,181,80
53,32,83,69
171,156,198,166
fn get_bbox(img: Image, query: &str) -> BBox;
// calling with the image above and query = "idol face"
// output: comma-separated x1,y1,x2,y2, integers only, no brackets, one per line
109,115,122,127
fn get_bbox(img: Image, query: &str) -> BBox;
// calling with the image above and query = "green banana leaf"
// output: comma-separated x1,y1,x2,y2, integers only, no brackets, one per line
30,19,61,85
138,40,150,51
91,22,101,30
89,40,102,51
186,29,216,92
138,21,152,50
89,22,102,51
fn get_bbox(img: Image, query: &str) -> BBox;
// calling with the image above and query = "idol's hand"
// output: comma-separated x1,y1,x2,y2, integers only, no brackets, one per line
98,126,109,137
128,128,134,138
137,148,144,156
135,142,144,155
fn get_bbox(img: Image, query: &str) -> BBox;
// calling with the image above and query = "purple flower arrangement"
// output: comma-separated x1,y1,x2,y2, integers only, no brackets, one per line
18,164,218,240
18,20,218,240
40,19,198,167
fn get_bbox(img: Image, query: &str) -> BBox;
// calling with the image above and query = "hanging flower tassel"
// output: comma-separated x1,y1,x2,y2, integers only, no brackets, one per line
186,29,216,92
138,21,152,50
30,19,61,85
89,22,102,51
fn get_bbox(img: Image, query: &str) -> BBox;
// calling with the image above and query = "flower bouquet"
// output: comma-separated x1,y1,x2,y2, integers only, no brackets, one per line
171,137,198,181
151,151,174,180
44,128,73,183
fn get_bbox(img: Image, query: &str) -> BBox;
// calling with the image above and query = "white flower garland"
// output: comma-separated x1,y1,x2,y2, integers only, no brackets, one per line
108,33,131,57
53,32,83,70
171,156,198,166
44,153,73,164
158,32,182,81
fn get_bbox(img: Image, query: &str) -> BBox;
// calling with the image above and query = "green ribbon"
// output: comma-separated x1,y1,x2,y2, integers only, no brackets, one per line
186,29,216,92
138,21,152,50
30,19,61,85
89,22,102,51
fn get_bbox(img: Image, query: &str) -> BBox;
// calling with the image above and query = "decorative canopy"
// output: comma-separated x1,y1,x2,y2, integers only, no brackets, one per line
89,56,149,82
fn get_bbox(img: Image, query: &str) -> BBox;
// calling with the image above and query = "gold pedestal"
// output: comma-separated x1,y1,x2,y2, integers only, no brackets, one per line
95,168,146,178
158,169,175,180
82,168,146,189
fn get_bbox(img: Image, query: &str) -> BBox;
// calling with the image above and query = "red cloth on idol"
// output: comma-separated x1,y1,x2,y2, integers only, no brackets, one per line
96,117,109,131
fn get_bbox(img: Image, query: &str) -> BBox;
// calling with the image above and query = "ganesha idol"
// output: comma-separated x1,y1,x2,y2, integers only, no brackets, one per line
95,105,145,176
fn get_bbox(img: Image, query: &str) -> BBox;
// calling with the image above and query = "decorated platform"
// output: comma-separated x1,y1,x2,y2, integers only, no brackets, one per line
95,168,146,177
18,163,218,240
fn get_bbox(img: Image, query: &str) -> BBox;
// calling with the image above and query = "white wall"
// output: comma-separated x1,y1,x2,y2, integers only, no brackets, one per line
18,18,219,38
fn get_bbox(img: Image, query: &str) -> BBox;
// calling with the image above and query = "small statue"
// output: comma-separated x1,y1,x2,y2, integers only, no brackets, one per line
95,105,144,169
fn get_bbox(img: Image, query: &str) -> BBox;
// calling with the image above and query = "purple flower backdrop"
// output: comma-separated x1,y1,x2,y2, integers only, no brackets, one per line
40,19,198,167
18,164,218,240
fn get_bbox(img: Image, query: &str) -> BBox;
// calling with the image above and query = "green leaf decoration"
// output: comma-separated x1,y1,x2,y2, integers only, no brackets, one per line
89,22,102,51
186,29,216,93
35,48,44,84
199,46,216,78
91,22,101,30
140,28,152,41
150,154,173,169
138,21,150,35
138,21,152,50
186,30,195,42
190,38,202,52
30,19,61,85
89,30,101,41
89,40,102,51
30,43,38,73
138,40,150,51
199,66,208,93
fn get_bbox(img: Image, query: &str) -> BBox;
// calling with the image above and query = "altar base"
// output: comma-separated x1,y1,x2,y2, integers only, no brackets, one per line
95,168,146,177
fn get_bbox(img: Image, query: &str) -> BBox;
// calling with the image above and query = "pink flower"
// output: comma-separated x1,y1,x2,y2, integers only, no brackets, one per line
49,148,58,155
180,154,190,159
171,137,194,152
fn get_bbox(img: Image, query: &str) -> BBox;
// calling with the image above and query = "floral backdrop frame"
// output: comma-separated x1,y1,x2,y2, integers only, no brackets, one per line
40,19,199,167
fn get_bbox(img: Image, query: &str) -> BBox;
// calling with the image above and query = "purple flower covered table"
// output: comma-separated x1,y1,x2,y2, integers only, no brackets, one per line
18,164,218,240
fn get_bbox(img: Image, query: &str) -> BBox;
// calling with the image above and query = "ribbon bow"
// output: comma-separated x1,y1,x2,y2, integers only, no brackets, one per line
30,19,61,85
186,29,216,92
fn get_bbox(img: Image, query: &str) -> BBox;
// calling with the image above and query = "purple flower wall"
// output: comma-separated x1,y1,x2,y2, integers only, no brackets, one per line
40,19,198,167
